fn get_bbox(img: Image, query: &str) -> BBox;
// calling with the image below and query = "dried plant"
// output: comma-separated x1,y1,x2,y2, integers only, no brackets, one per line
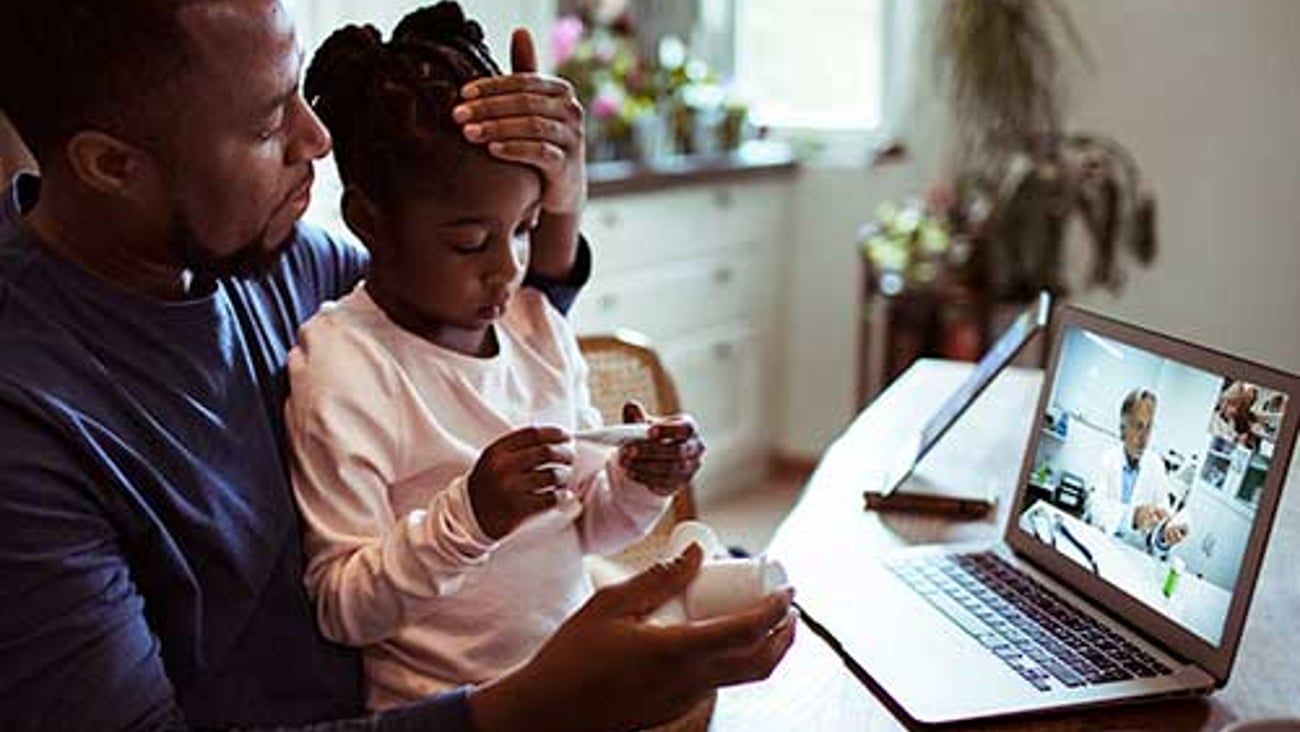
936,0,1087,169
933,0,1154,298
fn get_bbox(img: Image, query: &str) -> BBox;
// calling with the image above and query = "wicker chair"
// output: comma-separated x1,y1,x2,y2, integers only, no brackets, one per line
578,329,715,732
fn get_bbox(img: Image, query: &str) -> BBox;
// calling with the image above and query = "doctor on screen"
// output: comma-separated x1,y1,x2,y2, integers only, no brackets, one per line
1086,389,1190,555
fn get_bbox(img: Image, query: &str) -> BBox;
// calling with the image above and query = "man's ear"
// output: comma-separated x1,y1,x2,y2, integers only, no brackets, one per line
64,131,155,198
342,186,383,250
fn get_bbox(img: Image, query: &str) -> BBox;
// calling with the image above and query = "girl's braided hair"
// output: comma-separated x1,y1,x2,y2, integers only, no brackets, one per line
305,1,501,203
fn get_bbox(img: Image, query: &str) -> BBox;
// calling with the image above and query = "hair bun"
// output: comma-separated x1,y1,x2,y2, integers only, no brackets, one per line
393,2,485,47
304,24,383,113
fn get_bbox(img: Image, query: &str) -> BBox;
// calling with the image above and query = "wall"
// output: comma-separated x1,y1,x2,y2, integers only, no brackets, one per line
290,0,556,66
1064,0,1300,374
773,0,949,456
776,0,1300,459
773,159,938,455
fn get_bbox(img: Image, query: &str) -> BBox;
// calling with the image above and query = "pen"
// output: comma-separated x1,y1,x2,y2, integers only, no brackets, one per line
863,490,994,519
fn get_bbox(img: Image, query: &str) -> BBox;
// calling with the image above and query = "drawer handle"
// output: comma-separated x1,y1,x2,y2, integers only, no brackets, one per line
712,188,734,210
598,294,619,311
712,267,735,285
713,342,735,360
599,210,621,228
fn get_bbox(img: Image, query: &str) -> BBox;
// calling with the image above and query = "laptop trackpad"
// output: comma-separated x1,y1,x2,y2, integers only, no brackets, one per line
811,556,1042,724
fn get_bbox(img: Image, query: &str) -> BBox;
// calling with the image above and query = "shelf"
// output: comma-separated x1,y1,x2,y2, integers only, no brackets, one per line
588,141,798,198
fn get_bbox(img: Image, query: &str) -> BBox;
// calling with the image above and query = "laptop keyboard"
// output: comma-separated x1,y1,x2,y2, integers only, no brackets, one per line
888,551,1173,692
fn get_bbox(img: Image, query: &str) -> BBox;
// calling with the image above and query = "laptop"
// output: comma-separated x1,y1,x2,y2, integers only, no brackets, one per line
816,305,1300,724
874,291,1052,503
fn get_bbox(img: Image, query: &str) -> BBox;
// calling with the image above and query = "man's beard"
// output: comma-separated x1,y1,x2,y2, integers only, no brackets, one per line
165,206,290,286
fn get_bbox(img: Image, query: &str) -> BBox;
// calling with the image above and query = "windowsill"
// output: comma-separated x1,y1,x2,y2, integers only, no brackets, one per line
763,126,909,170
588,141,800,197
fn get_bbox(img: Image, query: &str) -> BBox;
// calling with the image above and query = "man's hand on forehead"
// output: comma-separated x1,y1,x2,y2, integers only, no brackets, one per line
452,29,586,216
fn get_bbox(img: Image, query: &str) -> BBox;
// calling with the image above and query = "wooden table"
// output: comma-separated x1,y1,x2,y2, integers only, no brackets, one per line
711,359,1300,730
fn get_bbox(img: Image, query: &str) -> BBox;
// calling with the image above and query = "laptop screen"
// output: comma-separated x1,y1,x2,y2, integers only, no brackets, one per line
1014,325,1291,647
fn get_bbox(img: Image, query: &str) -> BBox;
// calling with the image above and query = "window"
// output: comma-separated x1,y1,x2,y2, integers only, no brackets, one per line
734,0,885,131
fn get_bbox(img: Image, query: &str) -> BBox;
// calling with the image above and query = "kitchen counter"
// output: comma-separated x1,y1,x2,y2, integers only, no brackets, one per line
588,141,798,197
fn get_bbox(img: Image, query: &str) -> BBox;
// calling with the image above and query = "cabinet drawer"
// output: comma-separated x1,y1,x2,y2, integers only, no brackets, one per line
571,253,775,340
583,182,787,275
659,327,768,498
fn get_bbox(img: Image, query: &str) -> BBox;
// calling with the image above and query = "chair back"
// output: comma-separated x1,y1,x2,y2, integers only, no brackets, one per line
578,330,698,526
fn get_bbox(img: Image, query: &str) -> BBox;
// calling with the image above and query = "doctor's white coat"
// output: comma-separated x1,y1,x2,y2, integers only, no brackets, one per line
1085,445,1172,551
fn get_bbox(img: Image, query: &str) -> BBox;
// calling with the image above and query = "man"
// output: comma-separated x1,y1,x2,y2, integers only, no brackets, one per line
0,2,794,730
1087,389,1189,554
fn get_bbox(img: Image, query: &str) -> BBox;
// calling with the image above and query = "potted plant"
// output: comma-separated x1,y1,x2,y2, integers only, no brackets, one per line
553,7,747,163
932,0,1157,301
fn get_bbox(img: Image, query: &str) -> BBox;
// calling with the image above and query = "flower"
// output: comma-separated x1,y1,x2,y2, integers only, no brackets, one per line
858,199,957,292
552,10,746,160
551,16,584,67
591,93,621,120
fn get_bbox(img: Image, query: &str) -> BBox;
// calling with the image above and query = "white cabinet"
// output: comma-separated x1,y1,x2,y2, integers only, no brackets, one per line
663,326,772,496
572,178,793,502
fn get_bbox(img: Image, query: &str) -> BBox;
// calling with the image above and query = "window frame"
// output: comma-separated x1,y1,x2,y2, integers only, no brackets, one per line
729,0,912,168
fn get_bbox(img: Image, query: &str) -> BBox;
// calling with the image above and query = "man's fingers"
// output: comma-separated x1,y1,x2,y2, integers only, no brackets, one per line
1147,509,1170,528
459,76,574,105
592,544,704,617
510,27,538,74
464,116,581,151
456,93,566,124
673,589,794,657
704,610,798,688
485,141,567,174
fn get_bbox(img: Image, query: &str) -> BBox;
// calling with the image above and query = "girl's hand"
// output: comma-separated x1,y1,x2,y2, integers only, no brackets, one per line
468,426,575,540
617,402,706,497
454,30,586,216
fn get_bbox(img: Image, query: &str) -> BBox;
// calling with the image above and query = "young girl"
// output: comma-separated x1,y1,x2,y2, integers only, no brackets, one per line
288,2,704,710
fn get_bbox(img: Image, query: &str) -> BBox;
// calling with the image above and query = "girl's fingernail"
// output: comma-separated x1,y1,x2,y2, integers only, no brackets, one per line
453,105,472,123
